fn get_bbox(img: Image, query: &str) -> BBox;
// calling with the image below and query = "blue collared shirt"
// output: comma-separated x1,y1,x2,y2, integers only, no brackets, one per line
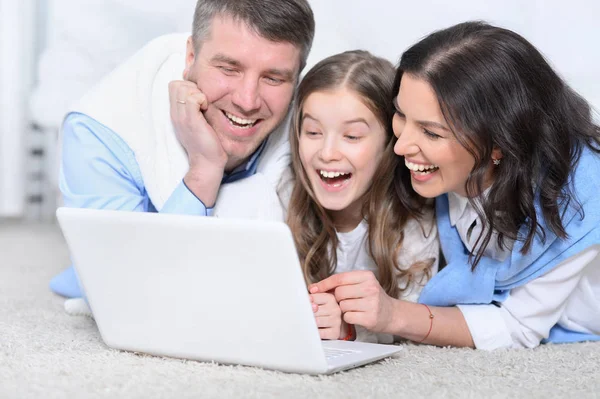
50,112,265,297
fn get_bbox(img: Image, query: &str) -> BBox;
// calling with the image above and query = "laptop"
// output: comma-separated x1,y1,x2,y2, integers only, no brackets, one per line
56,207,402,374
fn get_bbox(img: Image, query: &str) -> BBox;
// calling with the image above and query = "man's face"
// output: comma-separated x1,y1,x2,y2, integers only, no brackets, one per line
184,15,301,171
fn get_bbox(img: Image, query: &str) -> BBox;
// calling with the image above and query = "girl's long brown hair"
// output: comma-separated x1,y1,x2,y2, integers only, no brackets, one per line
286,50,433,298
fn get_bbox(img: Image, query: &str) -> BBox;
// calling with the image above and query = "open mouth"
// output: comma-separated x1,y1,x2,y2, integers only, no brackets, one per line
223,111,260,129
318,169,352,186
405,160,439,175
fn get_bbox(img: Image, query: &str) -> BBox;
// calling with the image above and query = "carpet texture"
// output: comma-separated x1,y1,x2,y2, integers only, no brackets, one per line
1,222,599,398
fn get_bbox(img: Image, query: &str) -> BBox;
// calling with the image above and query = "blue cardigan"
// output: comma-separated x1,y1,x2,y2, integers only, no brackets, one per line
419,146,600,344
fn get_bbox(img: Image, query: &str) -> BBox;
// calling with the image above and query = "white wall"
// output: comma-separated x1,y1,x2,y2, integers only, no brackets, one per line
3,0,599,218
0,0,36,217
527,0,600,115
29,0,196,129
306,0,600,115
30,0,600,131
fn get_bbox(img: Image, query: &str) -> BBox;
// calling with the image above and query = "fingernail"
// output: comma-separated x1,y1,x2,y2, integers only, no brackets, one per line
309,287,319,294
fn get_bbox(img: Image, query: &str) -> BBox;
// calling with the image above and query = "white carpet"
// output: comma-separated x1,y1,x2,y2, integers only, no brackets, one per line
1,221,599,398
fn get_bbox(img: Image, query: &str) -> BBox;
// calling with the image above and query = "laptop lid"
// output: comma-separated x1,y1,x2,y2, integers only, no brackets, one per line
56,207,329,374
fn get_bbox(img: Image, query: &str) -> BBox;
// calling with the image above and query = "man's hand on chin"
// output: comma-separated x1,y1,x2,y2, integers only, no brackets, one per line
169,80,227,207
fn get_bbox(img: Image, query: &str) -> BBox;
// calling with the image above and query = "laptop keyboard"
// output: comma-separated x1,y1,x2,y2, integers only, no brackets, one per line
323,347,359,360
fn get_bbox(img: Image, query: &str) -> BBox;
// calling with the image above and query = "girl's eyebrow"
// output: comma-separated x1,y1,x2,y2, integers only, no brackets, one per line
343,118,370,128
302,113,369,128
302,113,319,123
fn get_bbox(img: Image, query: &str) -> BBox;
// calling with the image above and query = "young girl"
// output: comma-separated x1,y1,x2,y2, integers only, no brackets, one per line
310,22,600,349
282,50,439,342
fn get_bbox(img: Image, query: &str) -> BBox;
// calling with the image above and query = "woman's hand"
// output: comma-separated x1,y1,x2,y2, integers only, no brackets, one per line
310,292,352,340
310,271,396,334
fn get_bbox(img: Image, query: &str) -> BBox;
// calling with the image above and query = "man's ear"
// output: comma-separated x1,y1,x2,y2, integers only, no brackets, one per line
183,36,195,80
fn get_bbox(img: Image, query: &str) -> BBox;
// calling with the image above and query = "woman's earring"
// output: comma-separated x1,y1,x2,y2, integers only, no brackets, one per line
492,158,501,166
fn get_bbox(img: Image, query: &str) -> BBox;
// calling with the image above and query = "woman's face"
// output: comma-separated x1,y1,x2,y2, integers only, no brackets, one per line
392,73,476,198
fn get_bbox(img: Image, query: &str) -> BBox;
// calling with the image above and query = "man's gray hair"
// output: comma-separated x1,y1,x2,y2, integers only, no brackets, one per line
192,0,315,71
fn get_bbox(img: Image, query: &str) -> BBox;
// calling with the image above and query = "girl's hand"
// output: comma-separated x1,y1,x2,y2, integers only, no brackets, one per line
310,292,351,340
310,271,396,334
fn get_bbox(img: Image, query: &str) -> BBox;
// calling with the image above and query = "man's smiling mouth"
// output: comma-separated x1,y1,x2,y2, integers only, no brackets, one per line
224,111,259,129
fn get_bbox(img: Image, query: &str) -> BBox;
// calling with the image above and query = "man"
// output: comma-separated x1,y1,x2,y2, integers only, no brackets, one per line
50,0,315,298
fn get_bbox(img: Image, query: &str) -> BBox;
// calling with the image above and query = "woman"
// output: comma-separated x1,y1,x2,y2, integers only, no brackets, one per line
310,21,600,349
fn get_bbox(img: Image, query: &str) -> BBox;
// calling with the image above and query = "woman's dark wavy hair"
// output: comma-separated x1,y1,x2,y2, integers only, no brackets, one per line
394,21,600,268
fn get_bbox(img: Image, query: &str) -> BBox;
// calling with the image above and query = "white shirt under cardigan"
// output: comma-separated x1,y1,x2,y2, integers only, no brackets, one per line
448,192,600,350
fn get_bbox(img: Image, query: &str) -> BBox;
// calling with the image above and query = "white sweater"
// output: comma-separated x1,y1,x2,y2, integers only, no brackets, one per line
67,33,290,221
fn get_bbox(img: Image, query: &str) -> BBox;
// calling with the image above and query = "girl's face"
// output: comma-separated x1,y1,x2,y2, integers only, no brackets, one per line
299,88,387,230
392,74,475,198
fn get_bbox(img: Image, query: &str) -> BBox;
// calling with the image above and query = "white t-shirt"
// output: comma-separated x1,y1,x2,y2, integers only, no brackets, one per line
335,218,439,343
278,171,440,343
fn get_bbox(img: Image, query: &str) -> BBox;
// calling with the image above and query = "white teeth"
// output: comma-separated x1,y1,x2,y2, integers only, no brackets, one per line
319,170,348,178
225,112,256,126
404,160,439,172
